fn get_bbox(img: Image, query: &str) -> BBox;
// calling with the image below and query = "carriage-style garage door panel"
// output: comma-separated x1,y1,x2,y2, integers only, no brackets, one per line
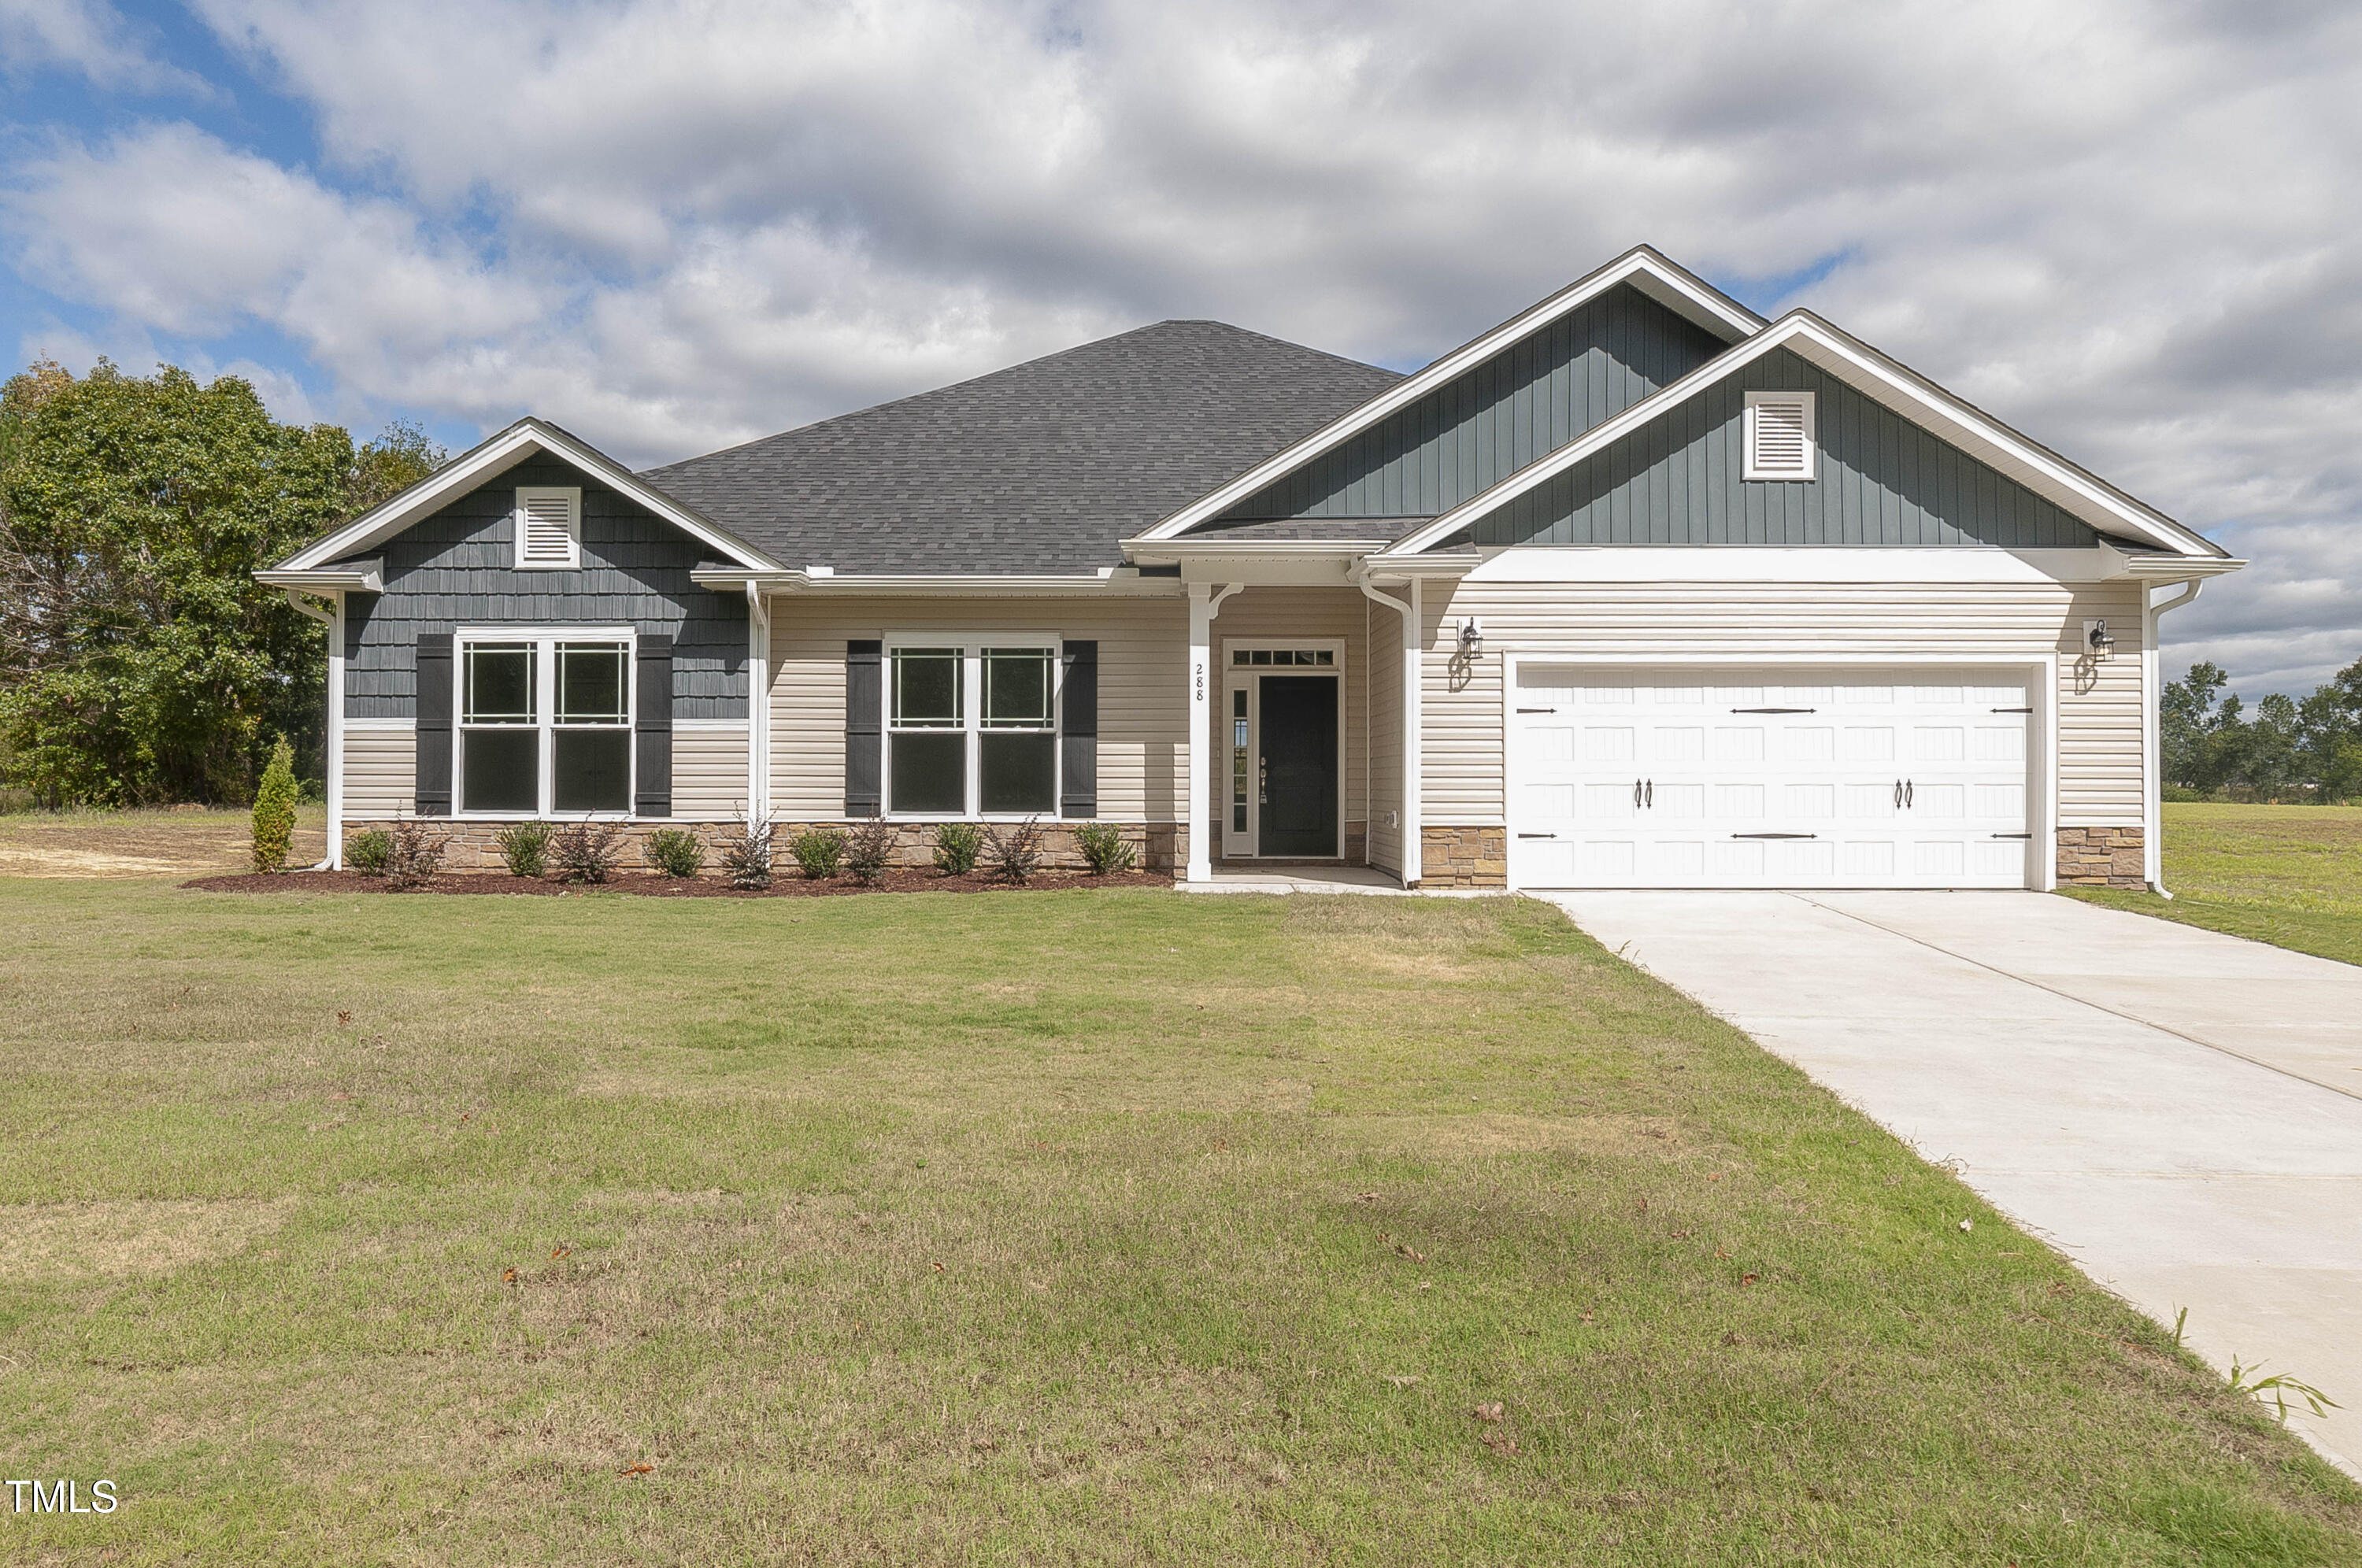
1511,665,2034,889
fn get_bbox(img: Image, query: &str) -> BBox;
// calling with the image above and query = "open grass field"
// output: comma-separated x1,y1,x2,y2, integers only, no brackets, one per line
2066,804,2362,967
0,842,2355,1560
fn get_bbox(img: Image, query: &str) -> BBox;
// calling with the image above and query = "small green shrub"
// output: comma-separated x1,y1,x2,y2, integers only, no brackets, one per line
843,816,896,886
790,827,845,879
250,735,298,872
552,821,627,884
2161,786,2206,803
931,821,983,876
346,829,393,876
494,820,552,878
646,827,705,878
1074,821,1136,875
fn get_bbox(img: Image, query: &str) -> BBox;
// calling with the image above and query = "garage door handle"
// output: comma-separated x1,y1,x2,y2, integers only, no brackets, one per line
1731,706,1816,714
1644,779,1653,808
1892,779,1904,809
1732,832,1816,839
1905,779,1913,808
1633,778,1643,808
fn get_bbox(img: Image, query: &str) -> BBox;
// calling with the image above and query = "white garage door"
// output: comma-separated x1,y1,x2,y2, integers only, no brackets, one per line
1510,666,2035,889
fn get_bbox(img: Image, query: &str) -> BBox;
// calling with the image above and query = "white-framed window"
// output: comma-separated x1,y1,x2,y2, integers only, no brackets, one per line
885,637,1060,818
514,487,583,569
456,627,634,815
1743,390,1816,482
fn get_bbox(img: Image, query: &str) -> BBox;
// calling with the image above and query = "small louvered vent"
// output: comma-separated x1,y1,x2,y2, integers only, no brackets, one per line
515,487,580,568
1744,391,1816,481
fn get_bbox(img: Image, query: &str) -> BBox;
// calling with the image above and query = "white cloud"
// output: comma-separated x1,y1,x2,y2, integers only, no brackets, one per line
9,0,2362,692
0,0,210,95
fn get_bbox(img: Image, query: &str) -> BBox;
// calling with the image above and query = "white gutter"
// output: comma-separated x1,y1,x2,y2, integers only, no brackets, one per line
280,588,343,871
2143,579,2205,898
259,560,383,594
1354,571,1420,888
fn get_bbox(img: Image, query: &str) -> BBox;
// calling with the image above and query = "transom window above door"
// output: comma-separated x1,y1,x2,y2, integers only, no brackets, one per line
887,641,1060,817
457,631,633,816
1231,649,1334,667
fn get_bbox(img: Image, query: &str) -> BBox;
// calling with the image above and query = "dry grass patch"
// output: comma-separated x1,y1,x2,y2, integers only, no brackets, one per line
0,805,327,878
0,1198,295,1279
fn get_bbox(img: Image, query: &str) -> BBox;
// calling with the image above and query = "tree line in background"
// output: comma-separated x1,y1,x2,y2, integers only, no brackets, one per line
0,360,442,807
2162,659,2362,803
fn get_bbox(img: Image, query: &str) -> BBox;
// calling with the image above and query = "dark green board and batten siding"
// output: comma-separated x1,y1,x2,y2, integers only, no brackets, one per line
1217,283,1727,522
342,456,750,719
1469,349,2101,549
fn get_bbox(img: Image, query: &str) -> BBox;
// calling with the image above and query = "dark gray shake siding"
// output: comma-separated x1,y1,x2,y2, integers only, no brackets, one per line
1218,283,1727,522
1471,348,2101,549
343,457,749,719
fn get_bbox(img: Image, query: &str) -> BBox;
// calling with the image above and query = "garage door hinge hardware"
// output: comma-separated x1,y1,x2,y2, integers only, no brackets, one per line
1516,706,1557,714
1516,832,1556,840
1732,832,1816,839
1731,706,1816,714
1991,706,2033,713
1991,832,2032,840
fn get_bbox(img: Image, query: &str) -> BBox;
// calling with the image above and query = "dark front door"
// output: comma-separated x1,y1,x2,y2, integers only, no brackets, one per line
1258,675,1338,856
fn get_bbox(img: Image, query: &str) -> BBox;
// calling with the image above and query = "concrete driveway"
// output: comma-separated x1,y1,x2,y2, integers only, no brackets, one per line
1546,889,2362,1478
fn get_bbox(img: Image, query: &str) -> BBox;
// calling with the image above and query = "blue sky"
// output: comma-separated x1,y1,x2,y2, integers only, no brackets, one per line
6,0,2362,695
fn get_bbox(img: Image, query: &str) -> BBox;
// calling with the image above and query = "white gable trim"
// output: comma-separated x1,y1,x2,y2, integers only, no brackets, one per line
1382,312,2227,561
1134,246,1765,544
275,418,779,573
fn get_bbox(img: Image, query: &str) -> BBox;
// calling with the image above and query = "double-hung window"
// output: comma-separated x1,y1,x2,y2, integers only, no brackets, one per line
457,631,634,815
887,640,1059,816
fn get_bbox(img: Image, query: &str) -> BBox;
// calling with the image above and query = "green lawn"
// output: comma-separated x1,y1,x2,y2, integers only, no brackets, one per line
2065,803,2362,967
0,878,2355,1563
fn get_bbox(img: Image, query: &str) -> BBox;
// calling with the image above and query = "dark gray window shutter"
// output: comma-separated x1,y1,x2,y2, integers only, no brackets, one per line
846,639,882,815
1061,640,1097,819
635,634,673,818
414,632,452,815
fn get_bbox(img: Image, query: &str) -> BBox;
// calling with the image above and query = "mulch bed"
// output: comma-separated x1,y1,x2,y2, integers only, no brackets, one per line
184,868,1174,897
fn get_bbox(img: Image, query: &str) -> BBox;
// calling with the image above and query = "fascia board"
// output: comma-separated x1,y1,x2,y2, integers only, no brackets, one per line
257,559,383,593
1389,314,2224,560
688,568,1184,597
1135,247,1765,544
276,419,780,573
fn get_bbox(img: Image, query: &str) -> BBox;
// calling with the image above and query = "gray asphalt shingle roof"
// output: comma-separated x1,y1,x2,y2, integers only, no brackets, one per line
640,320,1403,575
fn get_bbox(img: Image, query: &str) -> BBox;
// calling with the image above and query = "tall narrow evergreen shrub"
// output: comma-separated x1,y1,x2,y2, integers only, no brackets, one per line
250,734,298,872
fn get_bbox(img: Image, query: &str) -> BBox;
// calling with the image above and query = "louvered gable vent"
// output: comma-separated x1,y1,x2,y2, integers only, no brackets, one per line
515,486,582,568
1743,391,1816,482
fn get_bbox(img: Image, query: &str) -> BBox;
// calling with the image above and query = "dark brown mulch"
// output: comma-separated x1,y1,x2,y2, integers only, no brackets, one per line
183,867,1174,897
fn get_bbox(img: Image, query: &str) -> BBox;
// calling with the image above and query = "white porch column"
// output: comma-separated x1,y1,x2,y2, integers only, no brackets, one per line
1184,582,1242,884
1401,577,1423,888
746,583,772,823
327,592,346,869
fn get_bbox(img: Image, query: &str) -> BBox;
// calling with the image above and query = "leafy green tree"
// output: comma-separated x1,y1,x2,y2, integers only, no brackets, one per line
0,361,442,805
250,733,298,871
2160,661,2231,791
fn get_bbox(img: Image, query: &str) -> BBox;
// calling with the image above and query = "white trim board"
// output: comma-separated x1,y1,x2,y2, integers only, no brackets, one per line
278,419,779,574
1138,246,1764,543
1464,546,2129,584
1383,312,2229,563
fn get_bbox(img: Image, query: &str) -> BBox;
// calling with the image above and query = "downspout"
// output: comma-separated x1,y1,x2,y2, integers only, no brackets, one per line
746,582,772,825
1356,573,1417,887
282,588,342,871
2144,579,2205,898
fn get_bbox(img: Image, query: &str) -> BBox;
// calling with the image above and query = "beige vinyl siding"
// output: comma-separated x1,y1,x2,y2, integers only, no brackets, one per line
1421,577,2147,828
1366,597,1405,872
343,723,416,816
1203,587,1370,856
768,596,1188,821
672,723,751,819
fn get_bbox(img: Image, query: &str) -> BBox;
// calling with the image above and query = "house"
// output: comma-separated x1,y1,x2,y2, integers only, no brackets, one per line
257,246,2241,890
